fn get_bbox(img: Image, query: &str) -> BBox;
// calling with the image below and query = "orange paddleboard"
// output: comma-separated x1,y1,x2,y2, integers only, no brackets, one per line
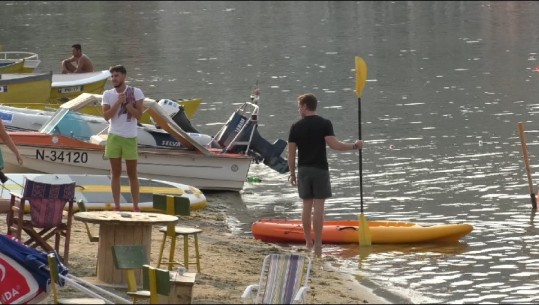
251,218,473,244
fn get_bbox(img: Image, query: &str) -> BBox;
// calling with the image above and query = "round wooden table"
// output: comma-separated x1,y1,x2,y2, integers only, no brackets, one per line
74,211,178,286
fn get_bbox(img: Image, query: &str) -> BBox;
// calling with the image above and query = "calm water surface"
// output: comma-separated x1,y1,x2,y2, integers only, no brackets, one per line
3,1,539,303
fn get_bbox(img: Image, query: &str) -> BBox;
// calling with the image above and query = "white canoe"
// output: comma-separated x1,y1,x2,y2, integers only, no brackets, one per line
0,173,207,213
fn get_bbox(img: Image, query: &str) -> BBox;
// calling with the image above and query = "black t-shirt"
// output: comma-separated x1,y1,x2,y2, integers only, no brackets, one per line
288,115,335,170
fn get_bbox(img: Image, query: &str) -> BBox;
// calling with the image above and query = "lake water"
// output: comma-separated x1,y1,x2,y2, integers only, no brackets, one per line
3,1,539,303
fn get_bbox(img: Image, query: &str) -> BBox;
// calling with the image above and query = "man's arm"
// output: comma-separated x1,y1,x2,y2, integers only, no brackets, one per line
325,136,363,151
102,92,123,121
287,142,297,184
63,55,76,63
126,99,144,120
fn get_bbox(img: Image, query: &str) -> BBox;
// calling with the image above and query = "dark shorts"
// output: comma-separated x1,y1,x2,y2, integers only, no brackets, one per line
297,166,332,199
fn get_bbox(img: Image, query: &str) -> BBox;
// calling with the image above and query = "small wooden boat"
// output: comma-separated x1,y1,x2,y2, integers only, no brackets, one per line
50,70,111,102
0,72,53,103
0,70,109,104
0,173,207,213
0,51,41,73
251,218,473,244
0,70,200,122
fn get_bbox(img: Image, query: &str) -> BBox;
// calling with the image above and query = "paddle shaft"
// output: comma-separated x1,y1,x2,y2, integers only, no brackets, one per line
355,56,371,246
517,122,537,209
358,96,364,213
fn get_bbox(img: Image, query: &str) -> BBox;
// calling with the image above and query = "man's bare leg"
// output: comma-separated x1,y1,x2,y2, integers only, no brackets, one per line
109,158,122,211
126,159,140,212
312,199,325,258
302,199,314,251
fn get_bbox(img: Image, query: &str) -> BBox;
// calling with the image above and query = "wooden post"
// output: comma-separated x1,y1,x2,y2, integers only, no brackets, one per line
518,122,538,209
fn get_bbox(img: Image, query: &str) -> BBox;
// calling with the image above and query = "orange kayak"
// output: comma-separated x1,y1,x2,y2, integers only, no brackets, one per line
251,218,473,244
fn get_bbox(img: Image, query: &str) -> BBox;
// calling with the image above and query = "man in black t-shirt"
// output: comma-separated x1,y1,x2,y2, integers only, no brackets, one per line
288,93,363,258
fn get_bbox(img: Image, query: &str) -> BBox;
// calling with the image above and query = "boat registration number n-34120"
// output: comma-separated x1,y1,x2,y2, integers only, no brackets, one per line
35,149,88,163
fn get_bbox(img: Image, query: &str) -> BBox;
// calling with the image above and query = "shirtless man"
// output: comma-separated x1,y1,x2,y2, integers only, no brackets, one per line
61,43,94,73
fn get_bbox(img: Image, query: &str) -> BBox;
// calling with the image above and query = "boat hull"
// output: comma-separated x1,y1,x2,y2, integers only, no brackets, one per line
251,219,474,244
0,173,207,213
0,71,110,105
0,60,25,73
50,70,111,102
0,72,52,104
1,133,252,191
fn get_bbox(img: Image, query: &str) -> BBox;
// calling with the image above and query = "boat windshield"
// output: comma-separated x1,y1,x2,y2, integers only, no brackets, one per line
39,108,96,140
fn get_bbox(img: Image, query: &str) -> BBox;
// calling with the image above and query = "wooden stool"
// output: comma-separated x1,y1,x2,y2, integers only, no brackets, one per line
156,226,202,273
153,194,203,273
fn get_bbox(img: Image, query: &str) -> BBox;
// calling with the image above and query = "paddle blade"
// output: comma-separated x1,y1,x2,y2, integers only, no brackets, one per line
355,56,368,97
358,213,372,246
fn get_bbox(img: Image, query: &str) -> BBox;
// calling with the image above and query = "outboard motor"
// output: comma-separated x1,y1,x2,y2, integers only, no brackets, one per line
153,99,220,149
214,110,289,174
154,99,200,133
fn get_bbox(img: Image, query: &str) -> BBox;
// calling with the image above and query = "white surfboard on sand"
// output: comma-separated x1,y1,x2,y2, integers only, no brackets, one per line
0,173,207,213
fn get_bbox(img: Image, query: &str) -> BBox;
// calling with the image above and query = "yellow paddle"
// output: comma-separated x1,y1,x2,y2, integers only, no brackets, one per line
517,122,537,209
355,56,371,246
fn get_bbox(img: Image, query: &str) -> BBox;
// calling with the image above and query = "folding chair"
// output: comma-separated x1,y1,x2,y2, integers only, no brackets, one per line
112,245,151,304
6,176,76,265
241,253,312,304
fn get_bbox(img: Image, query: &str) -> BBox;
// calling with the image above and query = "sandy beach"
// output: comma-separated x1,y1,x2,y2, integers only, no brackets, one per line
1,192,396,304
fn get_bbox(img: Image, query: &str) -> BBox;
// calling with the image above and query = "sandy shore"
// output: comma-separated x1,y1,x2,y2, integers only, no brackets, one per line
1,192,396,304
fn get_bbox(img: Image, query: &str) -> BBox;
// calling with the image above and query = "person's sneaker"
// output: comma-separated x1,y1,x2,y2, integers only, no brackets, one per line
133,207,141,212
113,206,121,212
